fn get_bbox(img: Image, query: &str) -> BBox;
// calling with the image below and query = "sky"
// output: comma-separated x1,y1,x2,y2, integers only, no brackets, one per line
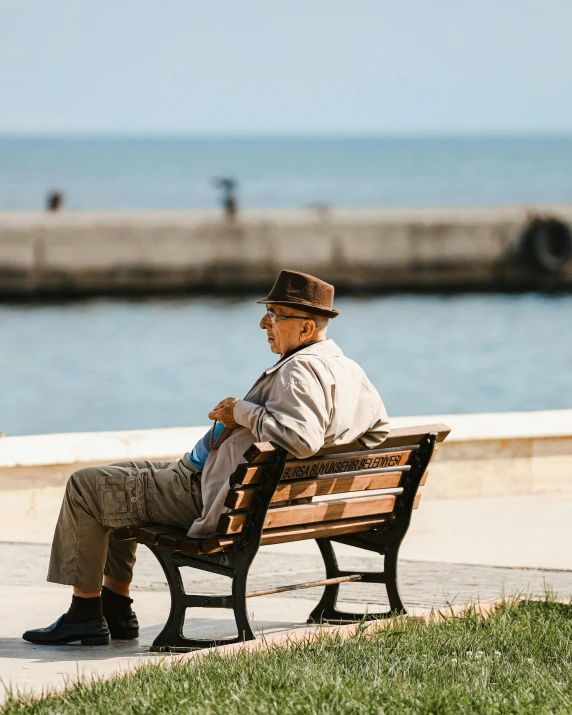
1,0,571,135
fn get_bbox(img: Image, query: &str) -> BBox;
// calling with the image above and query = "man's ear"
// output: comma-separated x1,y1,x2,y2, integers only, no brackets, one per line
303,319,315,338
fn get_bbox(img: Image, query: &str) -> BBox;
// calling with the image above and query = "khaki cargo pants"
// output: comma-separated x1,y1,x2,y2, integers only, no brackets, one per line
47,456,202,593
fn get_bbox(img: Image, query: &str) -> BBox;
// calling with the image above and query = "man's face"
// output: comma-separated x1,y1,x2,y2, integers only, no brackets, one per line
259,303,316,356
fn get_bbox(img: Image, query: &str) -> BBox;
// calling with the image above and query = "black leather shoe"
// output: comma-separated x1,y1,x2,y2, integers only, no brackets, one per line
22,615,110,646
105,612,139,640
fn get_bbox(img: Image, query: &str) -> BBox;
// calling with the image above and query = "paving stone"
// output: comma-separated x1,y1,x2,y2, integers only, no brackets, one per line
2,541,570,611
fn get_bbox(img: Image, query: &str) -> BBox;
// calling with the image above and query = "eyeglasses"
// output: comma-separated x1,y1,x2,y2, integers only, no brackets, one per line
266,309,315,324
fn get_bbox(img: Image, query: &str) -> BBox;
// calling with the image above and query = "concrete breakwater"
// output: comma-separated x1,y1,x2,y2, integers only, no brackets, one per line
1,206,572,297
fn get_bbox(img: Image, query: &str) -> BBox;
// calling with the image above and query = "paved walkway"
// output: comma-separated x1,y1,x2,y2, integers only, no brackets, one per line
2,540,572,703
1,492,572,702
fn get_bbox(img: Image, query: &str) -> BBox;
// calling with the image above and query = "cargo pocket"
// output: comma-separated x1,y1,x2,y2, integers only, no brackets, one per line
102,490,128,515
97,472,138,526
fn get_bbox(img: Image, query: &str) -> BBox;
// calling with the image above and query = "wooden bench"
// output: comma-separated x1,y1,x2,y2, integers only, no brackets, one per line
113,423,450,651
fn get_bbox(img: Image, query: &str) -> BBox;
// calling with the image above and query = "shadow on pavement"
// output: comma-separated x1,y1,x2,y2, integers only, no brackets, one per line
0,616,302,663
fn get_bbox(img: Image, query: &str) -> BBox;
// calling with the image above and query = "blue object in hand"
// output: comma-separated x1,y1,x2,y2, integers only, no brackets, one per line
188,422,226,471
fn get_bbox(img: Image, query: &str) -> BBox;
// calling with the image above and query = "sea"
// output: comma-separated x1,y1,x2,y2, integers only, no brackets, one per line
1,135,571,436
1,294,571,436
1,135,572,211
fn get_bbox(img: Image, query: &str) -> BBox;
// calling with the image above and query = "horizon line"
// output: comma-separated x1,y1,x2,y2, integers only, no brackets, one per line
1,130,572,141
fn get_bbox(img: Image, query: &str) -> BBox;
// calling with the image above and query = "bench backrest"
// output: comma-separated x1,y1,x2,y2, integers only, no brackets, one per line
201,423,451,554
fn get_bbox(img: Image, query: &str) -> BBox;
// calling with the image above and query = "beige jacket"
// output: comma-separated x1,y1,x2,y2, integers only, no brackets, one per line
188,339,389,538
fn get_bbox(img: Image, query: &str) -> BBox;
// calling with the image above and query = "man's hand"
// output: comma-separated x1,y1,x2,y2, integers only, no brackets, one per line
208,397,239,429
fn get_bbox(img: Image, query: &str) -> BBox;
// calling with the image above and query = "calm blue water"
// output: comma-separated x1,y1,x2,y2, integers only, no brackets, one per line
1,136,572,211
1,294,571,436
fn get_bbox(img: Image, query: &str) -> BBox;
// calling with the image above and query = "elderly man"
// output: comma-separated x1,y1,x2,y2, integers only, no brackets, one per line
24,270,389,646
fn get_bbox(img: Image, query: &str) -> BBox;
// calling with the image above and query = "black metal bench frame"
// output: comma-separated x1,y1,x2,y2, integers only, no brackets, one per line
114,431,437,652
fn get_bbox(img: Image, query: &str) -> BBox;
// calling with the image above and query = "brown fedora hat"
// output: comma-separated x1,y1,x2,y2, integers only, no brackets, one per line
256,269,340,318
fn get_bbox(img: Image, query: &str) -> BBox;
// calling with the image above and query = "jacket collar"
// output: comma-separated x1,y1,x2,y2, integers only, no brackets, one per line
263,339,343,375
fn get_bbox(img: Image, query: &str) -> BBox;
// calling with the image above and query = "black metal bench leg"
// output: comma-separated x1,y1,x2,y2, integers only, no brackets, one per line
149,545,189,651
308,537,404,625
147,545,257,652
308,538,342,623
384,544,406,614
232,571,255,643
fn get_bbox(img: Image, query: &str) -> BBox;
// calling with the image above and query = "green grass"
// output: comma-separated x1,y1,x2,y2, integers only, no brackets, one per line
2,598,571,714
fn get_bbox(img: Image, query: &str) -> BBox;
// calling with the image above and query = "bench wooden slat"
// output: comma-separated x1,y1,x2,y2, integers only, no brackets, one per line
138,526,181,545
380,424,450,449
113,525,141,541
179,538,211,556
240,424,450,464
236,449,413,486
262,493,398,530
229,464,266,487
225,469,405,510
199,513,395,553
280,449,413,482
218,494,398,535
157,530,189,550
190,536,236,555
242,442,277,463
259,514,392,545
